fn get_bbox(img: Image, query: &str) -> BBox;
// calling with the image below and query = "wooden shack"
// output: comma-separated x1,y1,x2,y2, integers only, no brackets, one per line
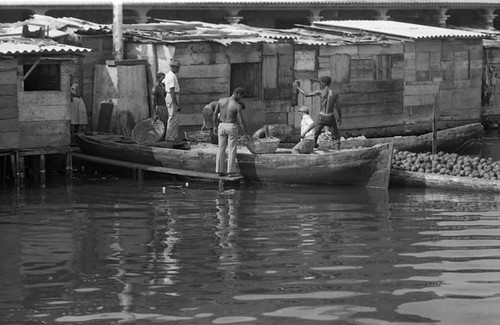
480,31,500,123
312,20,486,137
0,37,91,187
0,38,92,150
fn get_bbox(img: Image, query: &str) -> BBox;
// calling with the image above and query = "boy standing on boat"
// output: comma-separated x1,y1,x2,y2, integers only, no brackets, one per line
152,72,168,140
292,106,315,154
294,76,342,150
164,59,181,141
213,88,248,176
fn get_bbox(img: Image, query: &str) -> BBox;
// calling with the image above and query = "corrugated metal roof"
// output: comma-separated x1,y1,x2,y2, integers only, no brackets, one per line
0,38,92,55
313,20,488,40
121,19,404,46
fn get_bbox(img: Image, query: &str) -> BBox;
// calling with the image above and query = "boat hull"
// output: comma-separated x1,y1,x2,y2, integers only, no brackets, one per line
76,132,393,189
319,123,485,154
390,169,500,192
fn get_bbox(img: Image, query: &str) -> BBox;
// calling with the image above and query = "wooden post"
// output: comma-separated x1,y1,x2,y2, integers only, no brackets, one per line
19,156,25,189
431,87,440,155
137,169,144,185
66,151,73,184
10,151,18,190
40,154,46,188
432,100,437,154
113,1,123,61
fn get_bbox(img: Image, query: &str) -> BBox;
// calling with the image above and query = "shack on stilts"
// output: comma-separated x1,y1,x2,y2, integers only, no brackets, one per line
0,31,92,188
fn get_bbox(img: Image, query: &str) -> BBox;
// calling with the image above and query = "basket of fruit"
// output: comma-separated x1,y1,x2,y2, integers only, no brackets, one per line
246,137,281,154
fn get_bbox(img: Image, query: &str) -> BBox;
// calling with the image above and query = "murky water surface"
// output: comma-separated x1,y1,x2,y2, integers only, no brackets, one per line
1,174,500,325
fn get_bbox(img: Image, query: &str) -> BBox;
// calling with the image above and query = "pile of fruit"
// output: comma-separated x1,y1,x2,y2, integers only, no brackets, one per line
392,149,500,180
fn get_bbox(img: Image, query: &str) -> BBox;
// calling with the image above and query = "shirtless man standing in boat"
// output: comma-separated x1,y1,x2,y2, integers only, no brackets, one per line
295,76,342,149
213,87,248,176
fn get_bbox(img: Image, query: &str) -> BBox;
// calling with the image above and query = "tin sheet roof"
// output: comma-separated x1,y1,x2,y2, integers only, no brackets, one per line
121,20,404,46
0,38,92,55
313,20,487,39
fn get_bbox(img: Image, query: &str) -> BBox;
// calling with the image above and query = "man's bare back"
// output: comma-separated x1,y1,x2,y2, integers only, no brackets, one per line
218,97,242,123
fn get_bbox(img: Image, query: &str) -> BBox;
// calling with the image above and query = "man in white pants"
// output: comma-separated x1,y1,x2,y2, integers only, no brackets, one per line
164,59,181,141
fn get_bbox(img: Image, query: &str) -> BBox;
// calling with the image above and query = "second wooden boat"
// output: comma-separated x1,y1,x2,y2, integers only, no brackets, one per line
390,169,500,192
319,123,485,154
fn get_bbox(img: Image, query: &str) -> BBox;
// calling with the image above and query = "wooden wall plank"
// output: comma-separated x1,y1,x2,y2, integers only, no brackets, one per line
181,93,227,105
0,119,19,132
178,64,230,79
19,91,67,107
180,77,229,94
19,104,69,122
0,84,16,95
19,120,70,148
0,95,17,110
0,70,17,85
358,43,404,55
0,107,17,120
331,54,350,83
338,80,404,93
0,131,19,149
341,91,402,105
319,45,358,56
262,55,278,89
178,52,262,65
342,101,403,117
342,113,405,130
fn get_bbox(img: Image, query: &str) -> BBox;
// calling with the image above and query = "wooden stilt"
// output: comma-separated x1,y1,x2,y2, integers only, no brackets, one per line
0,156,5,187
40,154,46,188
66,151,73,183
218,179,224,191
10,151,18,190
19,156,25,189
137,169,144,187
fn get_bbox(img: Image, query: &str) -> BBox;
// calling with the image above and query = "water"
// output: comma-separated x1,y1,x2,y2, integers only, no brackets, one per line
1,176,500,325
1,135,500,324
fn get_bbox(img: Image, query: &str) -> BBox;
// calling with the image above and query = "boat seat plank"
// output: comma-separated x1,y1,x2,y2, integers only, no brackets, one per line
72,152,243,181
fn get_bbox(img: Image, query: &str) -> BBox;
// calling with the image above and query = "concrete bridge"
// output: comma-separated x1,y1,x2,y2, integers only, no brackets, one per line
1,0,500,30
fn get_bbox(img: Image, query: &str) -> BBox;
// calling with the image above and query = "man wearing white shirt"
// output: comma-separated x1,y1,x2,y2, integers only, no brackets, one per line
164,59,181,141
291,106,315,154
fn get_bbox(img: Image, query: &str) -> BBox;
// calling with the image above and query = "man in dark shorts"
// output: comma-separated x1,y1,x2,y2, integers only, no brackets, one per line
295,76,342,149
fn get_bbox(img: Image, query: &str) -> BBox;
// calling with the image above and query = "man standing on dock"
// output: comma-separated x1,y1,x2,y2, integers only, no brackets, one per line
164,59,181,141
295,76,342,150
213,87,248,177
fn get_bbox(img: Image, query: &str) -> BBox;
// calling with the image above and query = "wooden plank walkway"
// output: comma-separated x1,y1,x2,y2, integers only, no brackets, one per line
72,153,243,186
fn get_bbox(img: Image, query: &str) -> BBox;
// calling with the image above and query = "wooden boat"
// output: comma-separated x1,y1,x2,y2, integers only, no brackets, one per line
75,132,393,189
319,123,485,154
390,169,500,192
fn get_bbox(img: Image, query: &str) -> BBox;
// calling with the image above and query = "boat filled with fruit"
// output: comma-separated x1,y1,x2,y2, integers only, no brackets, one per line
390,149,500,192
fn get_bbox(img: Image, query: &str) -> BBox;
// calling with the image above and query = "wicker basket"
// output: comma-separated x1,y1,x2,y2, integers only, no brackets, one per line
246,138,281,154
185,130,211,142
131,118,165,144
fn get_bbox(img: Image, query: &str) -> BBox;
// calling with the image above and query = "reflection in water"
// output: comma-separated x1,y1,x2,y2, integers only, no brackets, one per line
0,180,500,324
215,193,240,282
